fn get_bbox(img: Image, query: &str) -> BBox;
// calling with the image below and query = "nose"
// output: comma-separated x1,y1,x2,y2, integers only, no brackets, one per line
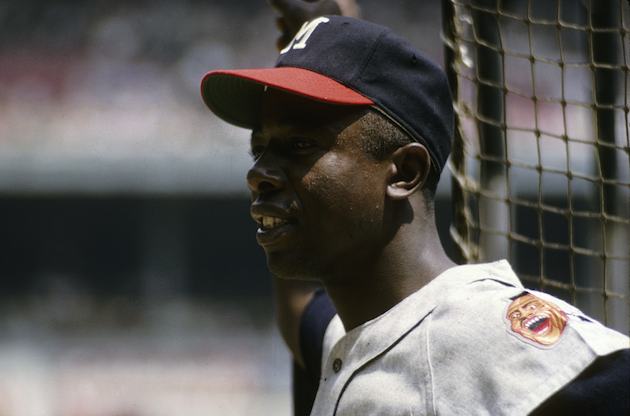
246,157,285,195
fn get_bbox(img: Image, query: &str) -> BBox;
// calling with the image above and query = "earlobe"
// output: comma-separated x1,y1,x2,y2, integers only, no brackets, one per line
386,143,431,200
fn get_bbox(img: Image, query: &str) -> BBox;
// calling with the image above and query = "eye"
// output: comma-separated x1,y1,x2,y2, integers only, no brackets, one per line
290,137,317,153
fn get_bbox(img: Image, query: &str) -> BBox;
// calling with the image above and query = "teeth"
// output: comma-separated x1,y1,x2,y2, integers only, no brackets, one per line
525,315,545,330
259,216,288,230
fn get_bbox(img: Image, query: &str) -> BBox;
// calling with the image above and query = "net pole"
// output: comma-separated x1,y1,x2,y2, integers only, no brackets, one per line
472,0,508,261
442,0,469,264
590,0,623,325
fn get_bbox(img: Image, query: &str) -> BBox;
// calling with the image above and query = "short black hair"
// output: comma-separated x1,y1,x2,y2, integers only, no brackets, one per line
359,109,440,199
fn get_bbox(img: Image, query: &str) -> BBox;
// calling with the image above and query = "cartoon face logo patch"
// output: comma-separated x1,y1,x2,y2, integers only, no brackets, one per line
506,293,567,346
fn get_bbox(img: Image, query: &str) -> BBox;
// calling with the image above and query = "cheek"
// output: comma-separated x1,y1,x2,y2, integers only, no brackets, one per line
511,319,523,332
308,155,380,205
298,154,385,230
549,311,565,327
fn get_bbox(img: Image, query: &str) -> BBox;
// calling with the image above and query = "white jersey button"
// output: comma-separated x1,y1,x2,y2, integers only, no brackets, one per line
332,358,342,373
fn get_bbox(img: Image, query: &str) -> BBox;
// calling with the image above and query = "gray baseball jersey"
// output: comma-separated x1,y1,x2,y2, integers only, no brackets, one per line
310,260,629,416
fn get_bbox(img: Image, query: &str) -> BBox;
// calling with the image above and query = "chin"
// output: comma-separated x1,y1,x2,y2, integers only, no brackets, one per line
265,251,323,282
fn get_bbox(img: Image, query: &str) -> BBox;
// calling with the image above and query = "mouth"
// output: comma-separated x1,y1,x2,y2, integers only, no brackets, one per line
251,203,297,245
255,215,291,231
523,314,551,335
255,217,297,247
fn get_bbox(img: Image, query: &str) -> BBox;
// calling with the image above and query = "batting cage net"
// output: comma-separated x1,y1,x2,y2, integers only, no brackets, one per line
442,0,629,334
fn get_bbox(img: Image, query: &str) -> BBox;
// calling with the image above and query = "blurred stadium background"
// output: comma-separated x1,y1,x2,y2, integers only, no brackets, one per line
0,1,627,415
0,1,446,415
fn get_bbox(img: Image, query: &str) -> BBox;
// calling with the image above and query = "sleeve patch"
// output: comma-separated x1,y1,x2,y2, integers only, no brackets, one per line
505,292,568,347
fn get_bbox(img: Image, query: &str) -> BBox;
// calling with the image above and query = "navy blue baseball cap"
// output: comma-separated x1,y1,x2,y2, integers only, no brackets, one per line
201,16,453,173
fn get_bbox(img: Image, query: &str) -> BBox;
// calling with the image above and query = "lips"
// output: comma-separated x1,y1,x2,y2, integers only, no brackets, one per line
250,203,298,248
523,314,550,334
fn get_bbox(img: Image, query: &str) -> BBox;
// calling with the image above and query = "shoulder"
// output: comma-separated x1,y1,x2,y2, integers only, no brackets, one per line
426,262,629,415
430,262,627,356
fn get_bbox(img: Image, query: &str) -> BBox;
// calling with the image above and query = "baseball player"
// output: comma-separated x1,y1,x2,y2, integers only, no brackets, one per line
200,2,630,414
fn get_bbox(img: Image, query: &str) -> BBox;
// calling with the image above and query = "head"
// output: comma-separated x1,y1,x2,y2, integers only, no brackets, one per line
200,16,453,281
247,89,436,280
506,293,568,346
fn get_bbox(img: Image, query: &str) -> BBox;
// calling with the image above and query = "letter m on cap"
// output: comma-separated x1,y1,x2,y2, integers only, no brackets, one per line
280,16,330,54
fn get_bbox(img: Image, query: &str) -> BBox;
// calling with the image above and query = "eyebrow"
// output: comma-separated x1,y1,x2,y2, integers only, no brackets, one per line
520,300,537,309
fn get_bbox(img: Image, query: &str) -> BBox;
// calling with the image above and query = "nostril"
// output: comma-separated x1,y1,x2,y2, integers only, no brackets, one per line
257,180,277,193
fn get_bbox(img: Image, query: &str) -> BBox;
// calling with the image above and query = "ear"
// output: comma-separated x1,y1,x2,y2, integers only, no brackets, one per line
386,143,431,200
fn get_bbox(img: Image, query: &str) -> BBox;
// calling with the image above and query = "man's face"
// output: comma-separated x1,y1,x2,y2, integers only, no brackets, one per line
247,90,389,281
506,293,567,346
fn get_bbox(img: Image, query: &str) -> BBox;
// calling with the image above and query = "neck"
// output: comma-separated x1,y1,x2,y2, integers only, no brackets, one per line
323,214,455,331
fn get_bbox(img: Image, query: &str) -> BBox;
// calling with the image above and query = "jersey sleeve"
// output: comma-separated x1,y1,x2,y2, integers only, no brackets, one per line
293,288,336,416
531,348,630,415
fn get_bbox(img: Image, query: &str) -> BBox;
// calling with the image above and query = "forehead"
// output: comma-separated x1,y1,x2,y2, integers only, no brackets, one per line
508,294,542,311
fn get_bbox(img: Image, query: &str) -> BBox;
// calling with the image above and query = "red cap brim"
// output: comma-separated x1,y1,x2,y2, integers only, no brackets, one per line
201,67,373,129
